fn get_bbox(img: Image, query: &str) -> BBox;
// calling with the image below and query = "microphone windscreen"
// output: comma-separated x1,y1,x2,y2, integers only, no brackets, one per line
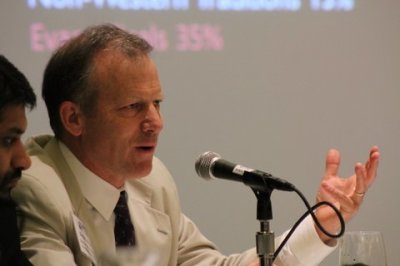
195,151,220,180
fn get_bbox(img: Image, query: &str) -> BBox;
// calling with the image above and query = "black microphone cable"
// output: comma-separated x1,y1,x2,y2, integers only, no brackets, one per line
272,186,345,262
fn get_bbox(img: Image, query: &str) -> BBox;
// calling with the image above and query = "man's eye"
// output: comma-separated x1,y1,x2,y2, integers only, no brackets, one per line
2,137,15,148
154,100,162,108
126,103,142,110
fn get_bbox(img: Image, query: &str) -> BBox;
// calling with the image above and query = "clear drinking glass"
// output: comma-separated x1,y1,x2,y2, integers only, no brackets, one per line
339,231,387,266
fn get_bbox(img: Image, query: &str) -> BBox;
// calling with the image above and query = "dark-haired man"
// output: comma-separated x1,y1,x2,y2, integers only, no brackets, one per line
0,55,36,265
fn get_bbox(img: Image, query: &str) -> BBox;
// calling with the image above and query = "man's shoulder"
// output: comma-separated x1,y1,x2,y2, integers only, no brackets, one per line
13,135,73,210
23,134,66,182
25,134,55,155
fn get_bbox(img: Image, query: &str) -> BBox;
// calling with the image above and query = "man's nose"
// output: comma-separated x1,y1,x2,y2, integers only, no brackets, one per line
12,141,31,171
142,104,163,134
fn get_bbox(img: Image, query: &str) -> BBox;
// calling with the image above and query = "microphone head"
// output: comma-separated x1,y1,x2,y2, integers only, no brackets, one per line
195,151,221,180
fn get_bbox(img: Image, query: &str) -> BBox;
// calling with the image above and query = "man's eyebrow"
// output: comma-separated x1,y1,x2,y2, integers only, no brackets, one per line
125,94,165,101
5,127,25,135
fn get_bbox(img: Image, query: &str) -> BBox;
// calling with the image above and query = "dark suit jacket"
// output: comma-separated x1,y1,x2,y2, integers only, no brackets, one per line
0,199,31,266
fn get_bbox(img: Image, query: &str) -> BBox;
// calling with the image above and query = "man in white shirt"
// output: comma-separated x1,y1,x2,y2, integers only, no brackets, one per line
12,24,379,266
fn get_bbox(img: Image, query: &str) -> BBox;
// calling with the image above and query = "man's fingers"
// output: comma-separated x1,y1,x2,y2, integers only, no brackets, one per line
324,149,341,179
353,163,367,196
369,145,379,157
366,149,380,185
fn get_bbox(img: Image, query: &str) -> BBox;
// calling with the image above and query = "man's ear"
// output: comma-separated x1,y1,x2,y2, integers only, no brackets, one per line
59,101,84,137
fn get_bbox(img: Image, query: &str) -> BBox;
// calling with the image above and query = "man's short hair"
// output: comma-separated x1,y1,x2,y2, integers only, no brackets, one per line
0,55,36,119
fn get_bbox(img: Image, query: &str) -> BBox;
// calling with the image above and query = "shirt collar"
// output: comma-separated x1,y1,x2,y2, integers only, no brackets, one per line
58,140,121,221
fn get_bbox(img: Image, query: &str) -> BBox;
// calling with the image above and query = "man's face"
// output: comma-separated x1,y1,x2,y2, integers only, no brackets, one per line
0,104,30,196
76,52,164,186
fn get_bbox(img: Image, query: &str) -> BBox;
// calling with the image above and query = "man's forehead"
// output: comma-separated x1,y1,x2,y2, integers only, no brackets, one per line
0,105,27,131
0,105,13,123
124,89,164,100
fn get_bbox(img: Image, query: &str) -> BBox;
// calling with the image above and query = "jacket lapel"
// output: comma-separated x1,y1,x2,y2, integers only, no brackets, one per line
44,138,101,265
125,178,173,265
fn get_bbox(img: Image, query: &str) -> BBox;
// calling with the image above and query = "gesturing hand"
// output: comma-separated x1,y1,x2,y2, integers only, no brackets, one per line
315,146,380,243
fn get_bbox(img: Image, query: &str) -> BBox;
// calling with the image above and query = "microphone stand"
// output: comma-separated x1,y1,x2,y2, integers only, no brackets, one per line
253,188,275,266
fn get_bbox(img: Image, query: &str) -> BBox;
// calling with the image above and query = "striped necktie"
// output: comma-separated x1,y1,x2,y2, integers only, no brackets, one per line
114,191,135,246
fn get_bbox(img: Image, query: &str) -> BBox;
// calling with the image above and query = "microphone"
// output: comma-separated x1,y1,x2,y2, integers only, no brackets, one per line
195,151,295,192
